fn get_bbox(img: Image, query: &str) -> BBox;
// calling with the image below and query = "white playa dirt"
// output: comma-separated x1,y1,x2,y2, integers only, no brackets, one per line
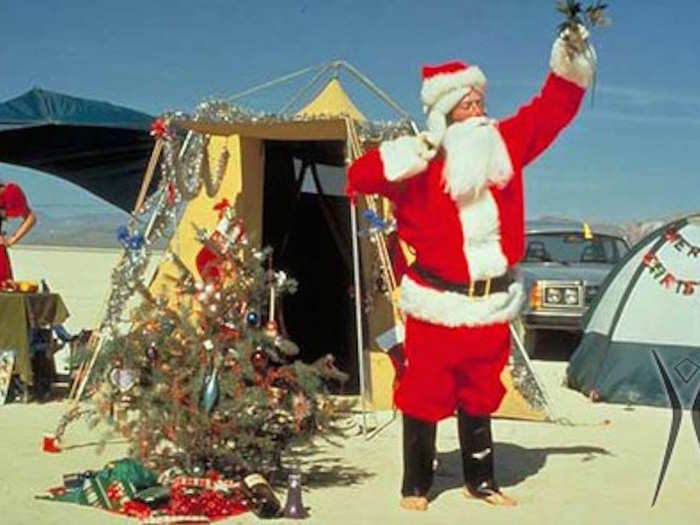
0,361,697,525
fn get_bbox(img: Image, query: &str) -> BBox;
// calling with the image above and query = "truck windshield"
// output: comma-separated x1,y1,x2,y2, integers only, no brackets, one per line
523,233,628,264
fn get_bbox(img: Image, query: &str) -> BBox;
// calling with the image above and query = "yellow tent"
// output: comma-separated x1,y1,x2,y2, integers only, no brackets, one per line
145,63,549,421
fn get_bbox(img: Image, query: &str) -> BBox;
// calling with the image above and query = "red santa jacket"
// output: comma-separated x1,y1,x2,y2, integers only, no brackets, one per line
348,73,585,328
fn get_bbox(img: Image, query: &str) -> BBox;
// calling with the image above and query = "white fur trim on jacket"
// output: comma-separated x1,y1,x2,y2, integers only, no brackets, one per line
399,274,525,328
442,118,514,200
456,190,509,280
549,30,596,89
379,135,432,182
421,66,486,107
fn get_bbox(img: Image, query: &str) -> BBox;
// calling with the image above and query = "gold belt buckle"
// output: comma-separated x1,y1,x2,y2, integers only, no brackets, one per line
468,278,491,298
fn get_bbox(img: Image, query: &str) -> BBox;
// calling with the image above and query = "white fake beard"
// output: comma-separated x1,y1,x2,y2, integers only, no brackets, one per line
442,117,513,200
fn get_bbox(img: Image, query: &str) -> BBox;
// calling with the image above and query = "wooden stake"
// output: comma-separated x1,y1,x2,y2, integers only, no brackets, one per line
133,139,164,215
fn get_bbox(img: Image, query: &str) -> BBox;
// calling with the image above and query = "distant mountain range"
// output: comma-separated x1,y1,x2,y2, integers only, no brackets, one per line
20,210,130,248
14,209,698,250
528,212,700,246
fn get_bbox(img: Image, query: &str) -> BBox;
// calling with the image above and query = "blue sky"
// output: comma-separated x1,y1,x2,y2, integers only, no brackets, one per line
1,0,699,223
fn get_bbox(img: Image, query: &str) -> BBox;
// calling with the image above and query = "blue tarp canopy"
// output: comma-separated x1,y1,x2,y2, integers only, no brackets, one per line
0,88,157,211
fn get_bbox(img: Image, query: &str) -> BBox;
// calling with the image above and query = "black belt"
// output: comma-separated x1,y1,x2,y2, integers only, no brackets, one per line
412,264,512,298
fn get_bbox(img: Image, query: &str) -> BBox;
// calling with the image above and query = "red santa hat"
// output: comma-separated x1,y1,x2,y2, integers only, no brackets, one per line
420,61,487,145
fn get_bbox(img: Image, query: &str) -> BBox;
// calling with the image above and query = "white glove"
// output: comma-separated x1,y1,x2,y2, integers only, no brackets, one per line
416,131,439,160
550,24,597,89
379,135,435,182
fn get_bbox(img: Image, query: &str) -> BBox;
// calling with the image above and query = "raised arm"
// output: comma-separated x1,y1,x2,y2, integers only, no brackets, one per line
499,28,595,169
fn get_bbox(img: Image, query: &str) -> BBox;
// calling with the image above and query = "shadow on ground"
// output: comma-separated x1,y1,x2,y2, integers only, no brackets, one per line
430,442,611,499
531,331,582,361
299,455,376,488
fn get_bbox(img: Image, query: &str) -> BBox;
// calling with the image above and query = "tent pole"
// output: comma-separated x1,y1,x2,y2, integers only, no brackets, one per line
350,200,368,438
228,62,329,102
133,139,164,214
278,64,332,115
336,61,414,121
509,323,560,422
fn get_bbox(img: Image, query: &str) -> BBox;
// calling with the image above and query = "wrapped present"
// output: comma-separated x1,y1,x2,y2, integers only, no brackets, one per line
35,485,85,505
142,515,210,524
62,470,95,490
122,500,152,519
103,457,159,490
82,476,137,510
81,477,112,509
166,483,249,520
106,479,138,510
133,485,171,507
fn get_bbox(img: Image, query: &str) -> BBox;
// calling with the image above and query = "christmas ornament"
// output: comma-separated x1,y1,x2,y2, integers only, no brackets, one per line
109,367,137,393
194,200,244,282
162,319,176,335
246,310,260,327
116,225,145,251
219,321,240,341
146,343,159,363
251,348,268,374
200,365,220,415
223,348,240,369
282,471,308,519
263,320,278,338
149,118,174,140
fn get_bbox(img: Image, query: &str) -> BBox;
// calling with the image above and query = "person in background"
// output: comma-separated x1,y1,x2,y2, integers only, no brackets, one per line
0,179,37,283
347,26,595,510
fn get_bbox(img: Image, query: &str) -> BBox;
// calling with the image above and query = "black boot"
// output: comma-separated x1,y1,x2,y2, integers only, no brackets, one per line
401,413,437,498
457,410,500,497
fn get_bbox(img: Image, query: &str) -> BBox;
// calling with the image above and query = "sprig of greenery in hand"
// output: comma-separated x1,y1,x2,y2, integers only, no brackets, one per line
557,1,610,55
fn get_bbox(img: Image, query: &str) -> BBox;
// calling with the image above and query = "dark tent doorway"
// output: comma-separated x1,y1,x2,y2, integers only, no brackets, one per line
262,141,358,393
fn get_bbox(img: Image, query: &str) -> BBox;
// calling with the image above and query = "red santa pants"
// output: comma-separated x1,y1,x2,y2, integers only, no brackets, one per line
394,316,510,422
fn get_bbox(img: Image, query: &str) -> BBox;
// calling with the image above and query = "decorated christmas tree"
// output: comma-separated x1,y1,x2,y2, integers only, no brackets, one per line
89,200,348,483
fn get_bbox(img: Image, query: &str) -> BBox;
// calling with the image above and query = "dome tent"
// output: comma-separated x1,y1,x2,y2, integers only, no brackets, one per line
567,213,700,407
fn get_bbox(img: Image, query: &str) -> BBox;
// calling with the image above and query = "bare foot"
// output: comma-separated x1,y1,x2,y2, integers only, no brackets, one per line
462,486,518,507
400,496,429,511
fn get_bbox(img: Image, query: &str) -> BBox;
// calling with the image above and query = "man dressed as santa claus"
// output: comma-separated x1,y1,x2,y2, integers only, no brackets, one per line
347,27,596,509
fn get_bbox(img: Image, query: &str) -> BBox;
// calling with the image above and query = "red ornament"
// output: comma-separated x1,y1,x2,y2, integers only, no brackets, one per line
251,349,268,374
167,182,176,205
219,322,240,342
213,198,231,219
149,118,173,139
